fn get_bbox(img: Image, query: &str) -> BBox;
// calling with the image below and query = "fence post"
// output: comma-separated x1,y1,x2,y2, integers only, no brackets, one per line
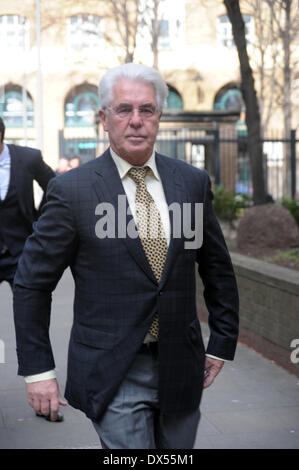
59,129,64,158
214,129,220,185
290,129,296,200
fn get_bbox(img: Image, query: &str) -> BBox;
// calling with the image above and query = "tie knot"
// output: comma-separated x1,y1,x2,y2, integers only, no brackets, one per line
128,166,149,185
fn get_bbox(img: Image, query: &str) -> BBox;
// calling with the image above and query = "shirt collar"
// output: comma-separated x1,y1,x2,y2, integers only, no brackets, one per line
109,147,160,181
0,144,10,164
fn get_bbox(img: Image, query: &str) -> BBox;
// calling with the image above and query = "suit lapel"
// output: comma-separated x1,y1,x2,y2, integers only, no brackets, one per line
155,153,187,289
92,150,157,284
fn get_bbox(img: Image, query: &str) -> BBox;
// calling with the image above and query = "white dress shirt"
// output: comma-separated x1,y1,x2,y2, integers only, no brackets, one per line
25,148,225,384
0,144,11,201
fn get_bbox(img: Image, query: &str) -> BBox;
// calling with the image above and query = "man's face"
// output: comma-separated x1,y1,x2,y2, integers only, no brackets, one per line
58,158,70,173
99,79,161,166
69,158,80,169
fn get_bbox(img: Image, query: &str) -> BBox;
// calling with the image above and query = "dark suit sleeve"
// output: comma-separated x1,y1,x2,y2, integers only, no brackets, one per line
196,174,239,361
30,150,55,192
13,177,78,376
29,150,55,214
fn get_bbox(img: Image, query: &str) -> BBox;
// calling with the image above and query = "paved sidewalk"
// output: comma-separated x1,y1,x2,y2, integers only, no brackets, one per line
0,269,298,449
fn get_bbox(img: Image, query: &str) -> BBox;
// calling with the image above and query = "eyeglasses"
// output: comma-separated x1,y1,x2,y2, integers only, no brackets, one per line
107,104,158,119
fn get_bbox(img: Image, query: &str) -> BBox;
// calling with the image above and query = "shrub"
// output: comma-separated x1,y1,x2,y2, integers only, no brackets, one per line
213,185,253,224
281,197,299,226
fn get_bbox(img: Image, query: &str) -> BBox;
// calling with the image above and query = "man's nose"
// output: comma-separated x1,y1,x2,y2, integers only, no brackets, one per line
129,109,142,126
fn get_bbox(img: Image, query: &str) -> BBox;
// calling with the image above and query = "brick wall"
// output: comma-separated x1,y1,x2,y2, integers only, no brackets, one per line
196,252,299,377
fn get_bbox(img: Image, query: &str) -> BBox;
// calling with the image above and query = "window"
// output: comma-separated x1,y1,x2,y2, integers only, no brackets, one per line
214,88,243,111
214,85,247,137
157,17,182,50
137,0,184,53
156,0,184,51
158,19,170,49
217,14,254,48
166,85,183,110
0,85,34,127
67,14,103,51
0,15,29,50
65,85,100,127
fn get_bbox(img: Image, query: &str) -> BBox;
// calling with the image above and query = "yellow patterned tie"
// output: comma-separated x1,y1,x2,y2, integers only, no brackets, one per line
128,166,168,339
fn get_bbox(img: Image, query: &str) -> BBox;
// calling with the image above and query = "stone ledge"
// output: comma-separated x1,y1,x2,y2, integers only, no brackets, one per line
196,252,299,378
230,252,299,287
230,252,299,298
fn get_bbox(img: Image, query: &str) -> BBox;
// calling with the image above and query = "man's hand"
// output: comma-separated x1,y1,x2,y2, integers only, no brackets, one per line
203,356,224,389
26,378,67,421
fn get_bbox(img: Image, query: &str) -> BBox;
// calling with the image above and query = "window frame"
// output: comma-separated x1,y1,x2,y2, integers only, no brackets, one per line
66,13,103,51
0,14,30,51
64,89,100,127
216,14,254,49
0,88,34,128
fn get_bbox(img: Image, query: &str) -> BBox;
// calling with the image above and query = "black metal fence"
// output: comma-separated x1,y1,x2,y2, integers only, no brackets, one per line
223,130,298,201
59,127,298,201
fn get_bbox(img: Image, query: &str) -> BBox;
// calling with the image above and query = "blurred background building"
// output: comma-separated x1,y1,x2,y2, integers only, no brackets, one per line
0,0,298,196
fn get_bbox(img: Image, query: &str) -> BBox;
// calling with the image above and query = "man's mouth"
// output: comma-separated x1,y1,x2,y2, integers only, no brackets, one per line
127,135,145,139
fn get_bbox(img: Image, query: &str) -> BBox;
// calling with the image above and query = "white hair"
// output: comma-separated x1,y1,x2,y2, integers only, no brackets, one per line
99,63,169,113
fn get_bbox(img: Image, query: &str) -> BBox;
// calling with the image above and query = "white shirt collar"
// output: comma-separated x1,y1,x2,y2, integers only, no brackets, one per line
0,144,10,164
109,147,160,181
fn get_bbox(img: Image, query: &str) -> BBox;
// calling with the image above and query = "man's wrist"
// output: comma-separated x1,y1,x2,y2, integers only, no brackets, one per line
24,370,56,383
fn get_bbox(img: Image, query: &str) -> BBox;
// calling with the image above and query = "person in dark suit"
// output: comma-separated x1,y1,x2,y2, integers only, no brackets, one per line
0,117,55,289
13,64,239,449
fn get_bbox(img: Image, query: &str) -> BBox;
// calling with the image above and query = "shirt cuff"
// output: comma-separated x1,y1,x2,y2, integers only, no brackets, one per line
24,370,56,383
205,354,230,362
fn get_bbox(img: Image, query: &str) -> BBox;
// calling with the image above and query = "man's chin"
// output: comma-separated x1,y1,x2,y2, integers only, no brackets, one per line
120,147,152,166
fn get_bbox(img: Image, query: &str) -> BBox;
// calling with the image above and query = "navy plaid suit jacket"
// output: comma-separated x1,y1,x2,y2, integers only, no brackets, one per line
13,149,239,421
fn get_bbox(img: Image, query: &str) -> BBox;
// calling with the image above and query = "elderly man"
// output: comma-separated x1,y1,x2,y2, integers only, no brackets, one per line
0,117,54,289
13,63,239,449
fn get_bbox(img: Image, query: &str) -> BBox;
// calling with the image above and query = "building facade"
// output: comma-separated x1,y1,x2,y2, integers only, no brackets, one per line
0,0,297,172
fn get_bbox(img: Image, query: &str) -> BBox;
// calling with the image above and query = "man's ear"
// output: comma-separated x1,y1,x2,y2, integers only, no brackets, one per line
99,109,108,131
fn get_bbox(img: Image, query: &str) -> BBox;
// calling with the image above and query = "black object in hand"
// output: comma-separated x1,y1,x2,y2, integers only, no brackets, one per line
35,411,64,422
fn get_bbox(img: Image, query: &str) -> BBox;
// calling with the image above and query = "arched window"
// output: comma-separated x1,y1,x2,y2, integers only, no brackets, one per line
0,15,29,50
166,85,183,110
0,84,34,127
67,14,103,51
214,84,247,136
64,84,100,127
213,84,243,112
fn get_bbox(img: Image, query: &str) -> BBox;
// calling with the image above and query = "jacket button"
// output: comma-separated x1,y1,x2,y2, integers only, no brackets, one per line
159,291,163,295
